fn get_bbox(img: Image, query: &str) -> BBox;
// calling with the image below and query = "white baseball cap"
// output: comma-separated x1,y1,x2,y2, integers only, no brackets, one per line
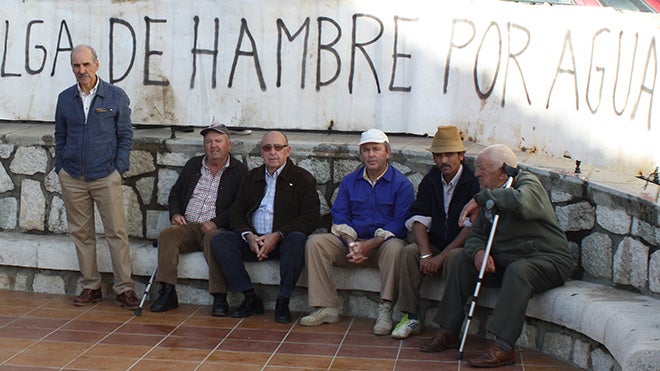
358,128,389,145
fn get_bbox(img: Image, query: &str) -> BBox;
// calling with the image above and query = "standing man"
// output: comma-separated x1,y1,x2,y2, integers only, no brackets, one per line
211,131,320,323
55,44,138,309
392,126,480,339
421,144,574,367
150,123,247,315
301,129,415,335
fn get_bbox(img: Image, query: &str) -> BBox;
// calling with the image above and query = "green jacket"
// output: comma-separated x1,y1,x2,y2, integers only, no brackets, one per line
465,170,575,273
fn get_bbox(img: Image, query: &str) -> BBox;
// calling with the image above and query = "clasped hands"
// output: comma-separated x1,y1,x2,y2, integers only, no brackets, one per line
246,232,280,261
341,233,370,264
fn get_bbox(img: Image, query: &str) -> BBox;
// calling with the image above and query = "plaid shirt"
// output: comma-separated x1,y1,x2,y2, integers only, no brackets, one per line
184,156,229,223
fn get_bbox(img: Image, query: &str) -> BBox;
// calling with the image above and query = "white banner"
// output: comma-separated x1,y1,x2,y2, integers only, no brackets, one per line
0,0,658,173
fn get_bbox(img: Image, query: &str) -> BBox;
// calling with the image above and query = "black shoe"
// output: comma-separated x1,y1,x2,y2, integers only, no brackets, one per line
274,297,292,323
212,294,229,317
150,283,178,312
230,295,264,318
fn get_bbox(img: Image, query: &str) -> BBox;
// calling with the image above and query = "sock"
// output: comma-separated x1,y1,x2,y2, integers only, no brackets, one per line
407,312,418,321
494,337,513,352
277,296,290,304
213,293,227,301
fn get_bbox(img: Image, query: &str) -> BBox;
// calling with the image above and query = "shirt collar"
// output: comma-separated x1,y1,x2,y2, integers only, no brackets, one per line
441,164,464,188
77,76,99,97
362,163,389,186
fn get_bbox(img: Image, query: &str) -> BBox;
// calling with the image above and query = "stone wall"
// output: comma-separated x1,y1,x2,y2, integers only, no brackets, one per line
0,122,659,299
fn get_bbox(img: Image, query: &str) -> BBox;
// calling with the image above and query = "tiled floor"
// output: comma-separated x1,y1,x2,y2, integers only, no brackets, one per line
0,290,583,370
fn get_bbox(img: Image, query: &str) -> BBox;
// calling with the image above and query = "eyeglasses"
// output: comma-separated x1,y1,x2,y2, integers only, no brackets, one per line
261,144,289,152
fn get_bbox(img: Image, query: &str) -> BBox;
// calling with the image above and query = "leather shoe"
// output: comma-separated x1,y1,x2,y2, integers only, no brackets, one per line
230,295,264,318
73,288,102,306
115,290,140,310
212,294,229,317
274,297,292,323
150,283,178,312
467,344,515,368
419,329,459,353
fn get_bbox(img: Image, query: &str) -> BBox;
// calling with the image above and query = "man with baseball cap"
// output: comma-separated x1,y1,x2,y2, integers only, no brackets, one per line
301,128,414,335
391,126,480,339
150,123,247,314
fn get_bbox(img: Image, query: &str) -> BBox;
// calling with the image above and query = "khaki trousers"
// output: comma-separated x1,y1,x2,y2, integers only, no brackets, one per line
59,170,134,294
155,224,227,293
398,243,463,314
306,233,404,307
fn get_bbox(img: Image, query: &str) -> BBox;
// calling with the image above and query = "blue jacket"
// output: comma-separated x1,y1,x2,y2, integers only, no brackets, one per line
54,78,133,180
331,164,414,239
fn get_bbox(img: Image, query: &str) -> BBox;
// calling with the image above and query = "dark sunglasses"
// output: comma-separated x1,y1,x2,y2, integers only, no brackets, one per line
261,144,289,152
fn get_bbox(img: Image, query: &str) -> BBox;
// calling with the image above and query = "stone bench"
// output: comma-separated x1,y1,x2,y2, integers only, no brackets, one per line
1,231,659,370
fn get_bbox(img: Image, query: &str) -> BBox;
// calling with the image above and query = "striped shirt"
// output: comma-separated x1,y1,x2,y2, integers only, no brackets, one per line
184,156,229,223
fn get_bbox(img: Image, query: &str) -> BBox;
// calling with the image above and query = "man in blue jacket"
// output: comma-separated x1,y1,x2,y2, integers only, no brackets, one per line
301,129,414,335
55,44,138,310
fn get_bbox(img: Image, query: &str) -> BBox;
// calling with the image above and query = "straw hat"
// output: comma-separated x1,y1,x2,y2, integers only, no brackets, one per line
426,126,465,153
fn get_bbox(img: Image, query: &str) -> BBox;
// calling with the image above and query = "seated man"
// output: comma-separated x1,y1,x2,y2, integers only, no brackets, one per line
211,131,320,323
150,123,247,315
392,126,479,339
301,129,415,335
420,144,575,368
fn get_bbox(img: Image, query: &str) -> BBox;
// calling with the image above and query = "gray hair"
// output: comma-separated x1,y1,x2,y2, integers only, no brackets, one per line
71,44,98,63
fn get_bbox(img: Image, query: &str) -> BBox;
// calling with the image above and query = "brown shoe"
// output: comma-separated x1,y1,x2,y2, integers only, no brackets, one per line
467,344,515,368
419,329,459,353
73,288,102,306
115,290,140,310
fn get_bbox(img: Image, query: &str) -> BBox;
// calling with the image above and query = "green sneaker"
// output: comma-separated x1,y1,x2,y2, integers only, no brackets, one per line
391,314,421,339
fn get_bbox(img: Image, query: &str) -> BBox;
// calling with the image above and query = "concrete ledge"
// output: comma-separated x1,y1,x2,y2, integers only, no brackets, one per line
1,231,659,369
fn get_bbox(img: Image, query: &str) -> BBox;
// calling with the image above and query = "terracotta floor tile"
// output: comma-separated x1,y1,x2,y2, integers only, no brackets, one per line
101,333,164,347
143,346,211,362
158,335,221,350
77,311,134,323
115,323,176,336
284,331,344,344
229,328,287,342
9,317,69,329
276,342,339,356
206,349,271,364
26,308,88,320
0,315,14,326
130,358,200,370
197,362,262,371
0,336,36,351
4,341,89,368
63,354,141,371
0,326,53,339
237,314,295,331
183,315,241,328
85,343,151,358
171,325,229,339
0,305,33,316
330,356,396,370
395,359,460,371
267,353,333,368
44,329,108,343
336,344,400,359
343,333,401,347
130,313,189,326
521,350,582,368
62,319,122,332
218,338,280,353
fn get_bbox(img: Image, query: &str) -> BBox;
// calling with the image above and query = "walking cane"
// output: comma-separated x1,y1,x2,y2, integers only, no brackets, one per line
457,164,518,360
134,240,158,316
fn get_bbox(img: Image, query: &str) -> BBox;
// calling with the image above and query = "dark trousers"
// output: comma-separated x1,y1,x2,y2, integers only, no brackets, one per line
211,231,307,298
434,250,570,345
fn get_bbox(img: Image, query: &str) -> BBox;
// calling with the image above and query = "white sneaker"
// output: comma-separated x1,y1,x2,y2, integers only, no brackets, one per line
373,301,393,335
300,307,340,326
391,314,421,339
